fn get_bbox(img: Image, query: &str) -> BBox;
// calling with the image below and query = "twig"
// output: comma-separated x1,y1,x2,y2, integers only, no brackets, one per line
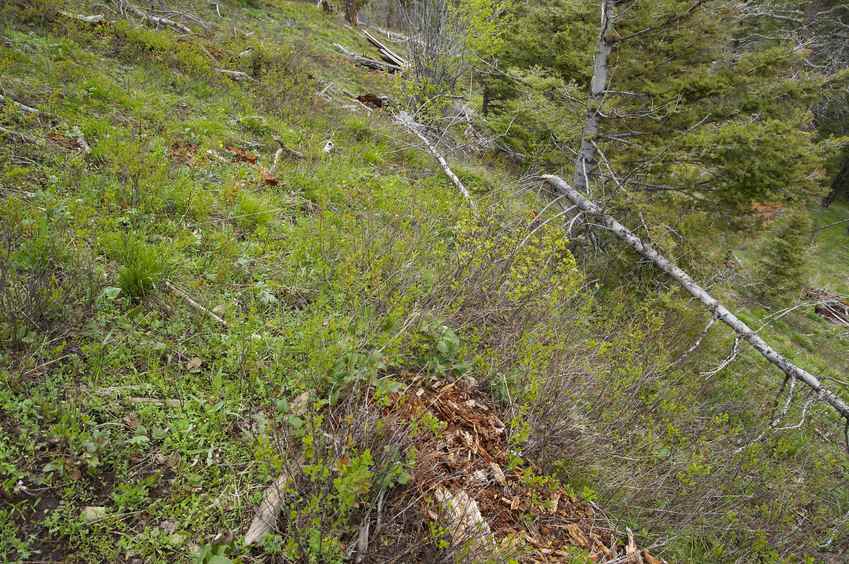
166,281,228,327
23,354,76,377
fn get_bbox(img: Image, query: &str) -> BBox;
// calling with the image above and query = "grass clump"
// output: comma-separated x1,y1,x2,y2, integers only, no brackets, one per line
102,232,168,301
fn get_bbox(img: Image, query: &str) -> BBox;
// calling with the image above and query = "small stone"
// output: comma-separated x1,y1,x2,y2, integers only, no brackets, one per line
82,506,108,522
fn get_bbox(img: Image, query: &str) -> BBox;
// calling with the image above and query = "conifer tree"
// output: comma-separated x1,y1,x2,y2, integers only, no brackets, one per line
756,209,812,303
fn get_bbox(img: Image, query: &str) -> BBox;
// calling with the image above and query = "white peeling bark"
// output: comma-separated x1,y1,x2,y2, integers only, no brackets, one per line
574,0,616,193
542,174,849,421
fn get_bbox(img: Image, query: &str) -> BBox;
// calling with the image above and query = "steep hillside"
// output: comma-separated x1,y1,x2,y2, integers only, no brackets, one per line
0,1,636,562
2,1,849,563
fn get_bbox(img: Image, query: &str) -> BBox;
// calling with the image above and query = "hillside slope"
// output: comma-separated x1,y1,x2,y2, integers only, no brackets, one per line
0,1,648,562
3,1,849,563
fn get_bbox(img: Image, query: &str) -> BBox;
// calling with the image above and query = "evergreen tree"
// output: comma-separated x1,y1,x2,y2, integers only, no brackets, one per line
757,209,812,303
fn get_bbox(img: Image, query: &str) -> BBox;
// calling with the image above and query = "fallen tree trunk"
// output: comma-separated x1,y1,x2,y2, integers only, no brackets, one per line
397,111,475,208
362,29,407,68
122,2,193,34
334,43,401,73
541,174,849,422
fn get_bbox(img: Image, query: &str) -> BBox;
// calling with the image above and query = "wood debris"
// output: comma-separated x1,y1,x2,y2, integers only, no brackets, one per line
361,29,408,69
805,288,849,325
334,43,402,73
389,382,665,562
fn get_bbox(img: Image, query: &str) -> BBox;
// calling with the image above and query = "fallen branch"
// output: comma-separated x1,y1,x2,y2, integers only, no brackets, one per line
334,43,401,73
541,174,849,422
59,11,105,24
245,473,289,545
215,68,255,82
396,111,475,208
361,29,407,68
0,94,39,114
166,281,228,327
122,2,193,34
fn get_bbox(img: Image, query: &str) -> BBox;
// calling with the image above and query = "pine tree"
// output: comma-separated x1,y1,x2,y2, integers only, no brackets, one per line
756,209,812,303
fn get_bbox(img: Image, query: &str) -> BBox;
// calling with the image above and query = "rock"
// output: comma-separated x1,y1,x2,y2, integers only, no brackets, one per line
82,506,108,522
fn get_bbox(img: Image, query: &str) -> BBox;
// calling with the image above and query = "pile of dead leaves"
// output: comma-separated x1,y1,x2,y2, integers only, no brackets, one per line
390,381,664,563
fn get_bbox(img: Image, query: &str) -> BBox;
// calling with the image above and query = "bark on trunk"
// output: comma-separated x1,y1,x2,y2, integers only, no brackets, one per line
574,0,616,193
542,174,849,421
345,0,358,27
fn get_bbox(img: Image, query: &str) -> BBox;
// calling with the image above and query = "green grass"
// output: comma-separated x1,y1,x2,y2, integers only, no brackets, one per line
4,1,849,562
0,2,473,561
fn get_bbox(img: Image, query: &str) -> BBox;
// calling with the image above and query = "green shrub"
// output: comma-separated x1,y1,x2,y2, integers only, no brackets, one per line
103,232,167,300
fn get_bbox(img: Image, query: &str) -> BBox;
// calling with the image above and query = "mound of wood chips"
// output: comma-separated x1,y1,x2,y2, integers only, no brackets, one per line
391,381,664,563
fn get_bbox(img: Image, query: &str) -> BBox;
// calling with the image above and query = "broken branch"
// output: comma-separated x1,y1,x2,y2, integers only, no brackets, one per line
334,44,402,73
396,112,475,208
0,94,39,114
541,174,849,422
166,281,228,327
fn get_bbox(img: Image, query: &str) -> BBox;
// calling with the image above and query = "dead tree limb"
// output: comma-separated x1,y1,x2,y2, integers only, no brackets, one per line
361,29,408,68
244,473,289,545
541,174,849,421
334,44,402,73
122,3,193,34
59,11,105,24
397,112,475,208
0,94,39,114
574,0,616,194
215,68,255,82
166,281,228,327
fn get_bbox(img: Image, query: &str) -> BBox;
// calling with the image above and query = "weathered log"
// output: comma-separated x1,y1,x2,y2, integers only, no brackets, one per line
334,43,402,73
541,174,849,422
123,3,193,34
215,68,255,82
59,11,105,24
0,94,39,114
244,473,289,545
361,29,407,68
397,112,475,208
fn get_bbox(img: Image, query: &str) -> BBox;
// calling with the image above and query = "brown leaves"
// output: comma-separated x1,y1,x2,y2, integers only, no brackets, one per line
387,382,665,562
225,145,258,164
223,145,281,186
751,201,783,222
169,142,198,165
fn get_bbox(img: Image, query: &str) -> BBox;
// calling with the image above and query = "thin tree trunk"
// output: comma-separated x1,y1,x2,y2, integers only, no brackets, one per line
345,0,358,27
542,174,849,421
574,0,616,193
397,112,475,208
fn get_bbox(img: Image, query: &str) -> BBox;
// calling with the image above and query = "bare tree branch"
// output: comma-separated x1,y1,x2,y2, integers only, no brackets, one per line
541,174,849,424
